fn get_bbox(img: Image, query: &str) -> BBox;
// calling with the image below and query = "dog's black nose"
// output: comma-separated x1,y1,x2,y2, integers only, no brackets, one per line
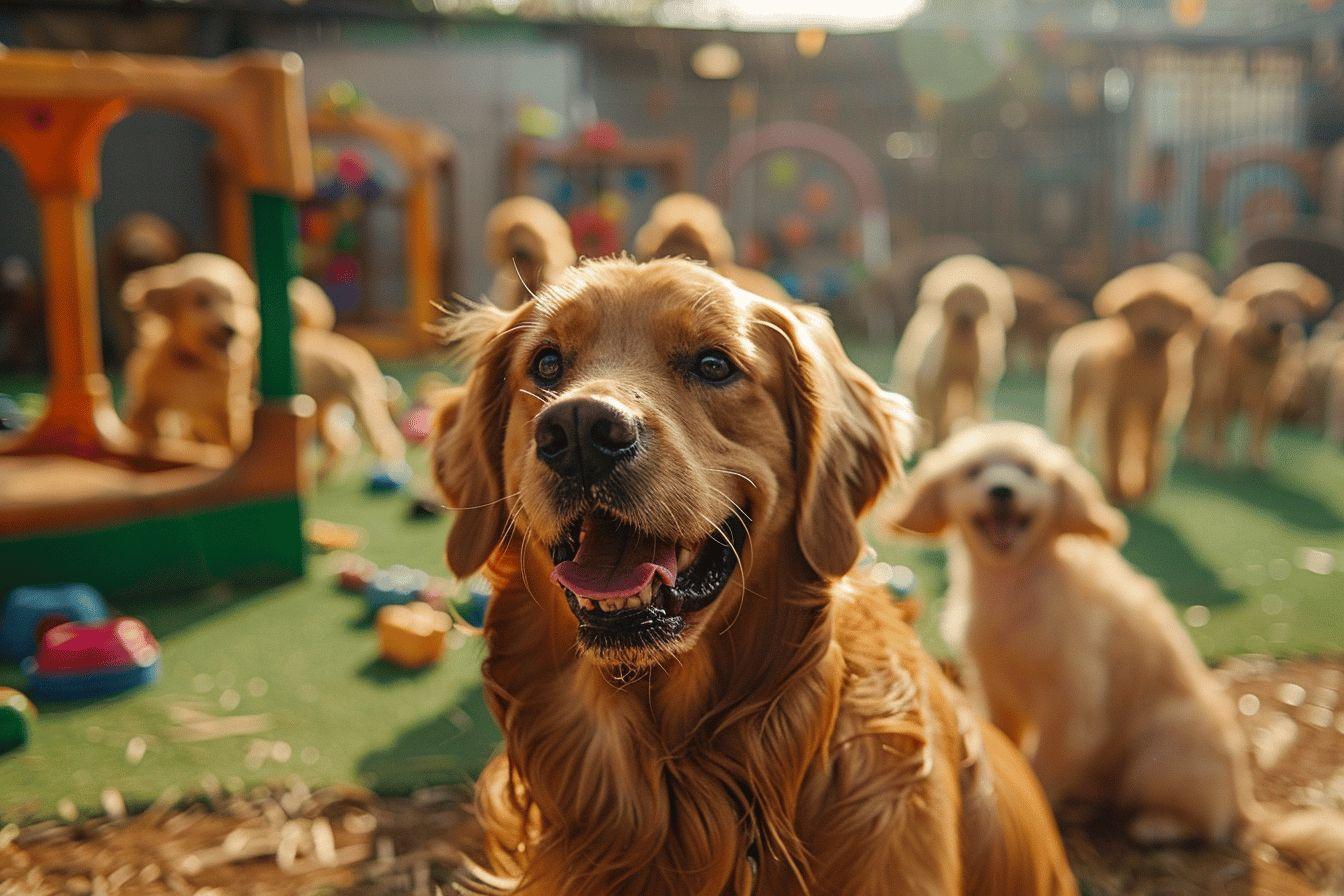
535,396,640,482
219,324,238,340
988,484,1014,503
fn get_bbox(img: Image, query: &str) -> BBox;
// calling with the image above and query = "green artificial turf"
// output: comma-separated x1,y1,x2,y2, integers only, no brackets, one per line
1,339,1342,820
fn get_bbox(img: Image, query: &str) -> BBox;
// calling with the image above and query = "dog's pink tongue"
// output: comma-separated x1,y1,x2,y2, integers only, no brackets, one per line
551,515,677,600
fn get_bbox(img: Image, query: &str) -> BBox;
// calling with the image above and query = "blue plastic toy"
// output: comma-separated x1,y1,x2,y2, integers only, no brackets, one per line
365,565,429,611
1,584,108,661
23,618,160,702
367,460,413,493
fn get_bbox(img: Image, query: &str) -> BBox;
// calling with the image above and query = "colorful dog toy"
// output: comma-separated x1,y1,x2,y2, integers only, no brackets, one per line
335,554,379,593
365,564,430,611
453,576,492,628
367,460,413,493
1,584,109,661
0,687,36,754
408,492,445,520
304,518,366,553
23,618,160,702
417,576,455,611
399,405,434,445
376,601,449,669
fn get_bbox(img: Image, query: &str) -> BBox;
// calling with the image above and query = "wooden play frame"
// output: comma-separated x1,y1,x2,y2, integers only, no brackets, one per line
216,105,455,358
0,48,314,598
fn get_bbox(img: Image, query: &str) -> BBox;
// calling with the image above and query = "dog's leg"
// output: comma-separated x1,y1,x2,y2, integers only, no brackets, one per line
1099,404,1128,501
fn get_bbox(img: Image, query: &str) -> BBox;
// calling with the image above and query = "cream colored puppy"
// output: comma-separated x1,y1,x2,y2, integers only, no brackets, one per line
887,422,1344,876
1185,263,1330,468
1047,262,1212,502
121,253,259,452
894,254,1016,445
485,196,577,310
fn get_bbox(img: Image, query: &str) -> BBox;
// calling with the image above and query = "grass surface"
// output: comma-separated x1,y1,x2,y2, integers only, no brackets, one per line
2,341,1343,820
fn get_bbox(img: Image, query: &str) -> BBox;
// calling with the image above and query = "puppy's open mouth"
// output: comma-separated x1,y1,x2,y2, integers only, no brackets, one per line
974,511,1031,552
548,510,749,657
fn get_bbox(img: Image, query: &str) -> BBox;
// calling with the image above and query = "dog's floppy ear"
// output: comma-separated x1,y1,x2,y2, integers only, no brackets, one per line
1293,270,1331,315
884,459,950,536
431,301,529,578
759,300,916,579
1055,453,1128,544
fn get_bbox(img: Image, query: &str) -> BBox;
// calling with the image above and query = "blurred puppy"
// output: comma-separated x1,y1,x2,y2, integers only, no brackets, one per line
1047,262,1212,502
633,192,792,301
121,253,259,452
887,422,1344,878
485,196,577,309
102,212,188,361
894,255,1016,445
288,277,407,478
1300,319,1344,446
1185,263,1330,468
1004,266,1087,371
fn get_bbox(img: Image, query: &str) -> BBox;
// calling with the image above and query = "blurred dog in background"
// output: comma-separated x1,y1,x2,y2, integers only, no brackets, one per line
1185,263,1330,468
485,196,577,310
1048,262,1212,502
895,254,1016,445
1004,265,1087,372
887,421,1344,886
633,192,792,301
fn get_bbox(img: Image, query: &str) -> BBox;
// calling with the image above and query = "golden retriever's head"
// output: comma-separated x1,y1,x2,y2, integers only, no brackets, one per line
1225,263,1330,352
122,253,259,364
918,255,1016,331
433,257,914,670
633,193,736,269
485,197,577,306
886,421,1126,565
1095,262,1213,349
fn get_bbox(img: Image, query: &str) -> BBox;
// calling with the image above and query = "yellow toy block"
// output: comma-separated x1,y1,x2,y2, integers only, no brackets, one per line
376,601,448,669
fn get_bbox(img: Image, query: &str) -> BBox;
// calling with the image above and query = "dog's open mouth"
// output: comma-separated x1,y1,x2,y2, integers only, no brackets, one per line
548,510,749,656
974,511,1031,552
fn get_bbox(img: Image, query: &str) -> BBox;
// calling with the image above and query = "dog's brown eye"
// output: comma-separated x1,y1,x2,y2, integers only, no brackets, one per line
693,350,737,384
1018,461,1036,477
531,347,563,385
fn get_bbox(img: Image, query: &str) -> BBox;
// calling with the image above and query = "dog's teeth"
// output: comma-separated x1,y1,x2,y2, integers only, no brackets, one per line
624,596,641,610
577,597,595,611
600,598,622,612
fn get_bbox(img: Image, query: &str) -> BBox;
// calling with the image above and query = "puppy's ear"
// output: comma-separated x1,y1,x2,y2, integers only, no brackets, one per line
884,463,949,536
431,301,528,578
759,301,916,579
1055,457,1128,545
1295,271,1331,315
122,269,174,316
139,286,177,317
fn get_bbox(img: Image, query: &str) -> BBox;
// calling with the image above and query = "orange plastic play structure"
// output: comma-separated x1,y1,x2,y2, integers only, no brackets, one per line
216,102,455,357
0,48,314,597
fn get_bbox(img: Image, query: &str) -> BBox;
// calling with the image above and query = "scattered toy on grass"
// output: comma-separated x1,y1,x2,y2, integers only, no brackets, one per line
408,492,444,519
453,576,491,628
377,602,450,669
417,576,454,611
1,583,109,661
24,618,160,702
0,686,36,754
304,519,366,553
366,460,413,493
365,565,430,611
334,554,379,593
399,405,434,445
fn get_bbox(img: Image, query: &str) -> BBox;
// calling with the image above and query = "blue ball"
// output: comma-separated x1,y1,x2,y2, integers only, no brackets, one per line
367,460,412,493
1,584,108,661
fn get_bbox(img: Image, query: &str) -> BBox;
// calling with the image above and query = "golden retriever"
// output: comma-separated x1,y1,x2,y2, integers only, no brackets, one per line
1184,263,1330,468
485,196,577,310
121,253,259,452
431,257,1076,896
886,421,1344,881
894,255,1016,445
122,257,405,476
1047,262,1212,502
1003,266,1086,371
633,192,792,301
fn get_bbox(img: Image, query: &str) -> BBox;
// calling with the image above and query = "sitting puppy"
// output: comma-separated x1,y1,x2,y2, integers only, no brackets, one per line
121,253,259,452
433,258,1076,895
633,192,792,301
485,196,577,310
1004,266,1087,371
1047,262,1212,502
1184,263,1330,468
894,255,1016,445
887,422,1344,879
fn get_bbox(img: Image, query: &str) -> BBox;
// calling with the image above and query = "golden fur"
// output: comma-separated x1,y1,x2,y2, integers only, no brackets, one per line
289,275,338,331
894,255,1016,445
485,197,578,310
633,192,792,302
1003,266,1086,371
432,257,1075,896
1185,263,1330,468
121,257,404,474
101,212,188,360
887,422,1344,885
1047,262,1213,502
1296,318,1344,446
